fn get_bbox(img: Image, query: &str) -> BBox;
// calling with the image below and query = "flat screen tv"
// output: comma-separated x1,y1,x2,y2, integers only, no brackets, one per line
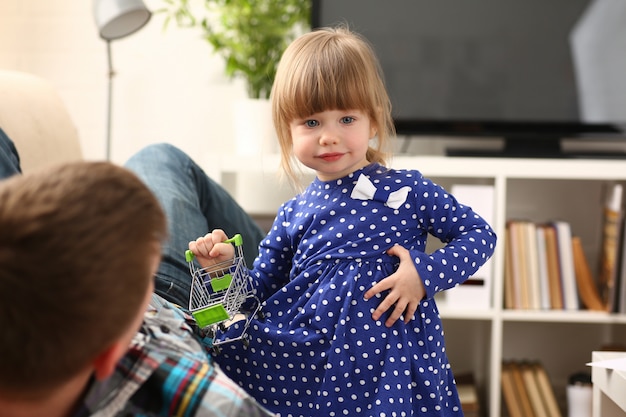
311,0,626,158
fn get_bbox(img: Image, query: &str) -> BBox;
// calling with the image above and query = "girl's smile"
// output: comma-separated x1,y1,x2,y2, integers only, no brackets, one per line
317,152,345,162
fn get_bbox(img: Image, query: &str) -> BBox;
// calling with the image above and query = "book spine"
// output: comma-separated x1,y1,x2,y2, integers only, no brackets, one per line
572,236,605,311
599,184,623,311
536,226,551,310
553,221,579,311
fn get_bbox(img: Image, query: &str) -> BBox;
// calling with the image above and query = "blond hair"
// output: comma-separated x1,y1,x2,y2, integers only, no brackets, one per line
0,162,167,395
271,26,395,187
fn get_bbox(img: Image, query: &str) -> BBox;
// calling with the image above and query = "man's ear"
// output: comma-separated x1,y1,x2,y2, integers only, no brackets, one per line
91,341,128,381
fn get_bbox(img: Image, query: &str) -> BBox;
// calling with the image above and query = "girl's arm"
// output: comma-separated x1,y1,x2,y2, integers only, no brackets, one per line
411,175,497,300
364,173,496,327
248,203,294,303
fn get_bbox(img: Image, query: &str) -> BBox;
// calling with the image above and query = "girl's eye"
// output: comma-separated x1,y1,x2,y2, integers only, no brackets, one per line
341,116,355,124
305,120,319,128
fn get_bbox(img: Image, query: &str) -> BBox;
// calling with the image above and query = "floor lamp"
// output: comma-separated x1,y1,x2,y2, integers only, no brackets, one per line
93,0,151,160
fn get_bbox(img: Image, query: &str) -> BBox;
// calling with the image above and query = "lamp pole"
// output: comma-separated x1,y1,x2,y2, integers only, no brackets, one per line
93,0,151,161
105,40,114,161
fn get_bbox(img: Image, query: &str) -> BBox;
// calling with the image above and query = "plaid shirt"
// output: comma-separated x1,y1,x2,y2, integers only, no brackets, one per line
72,294,274,417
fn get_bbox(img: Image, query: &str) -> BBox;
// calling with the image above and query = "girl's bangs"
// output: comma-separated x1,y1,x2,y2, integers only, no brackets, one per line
280,54,373,121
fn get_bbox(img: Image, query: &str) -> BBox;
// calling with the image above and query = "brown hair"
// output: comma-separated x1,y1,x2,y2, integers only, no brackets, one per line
0,162,167,394
271,26,395,187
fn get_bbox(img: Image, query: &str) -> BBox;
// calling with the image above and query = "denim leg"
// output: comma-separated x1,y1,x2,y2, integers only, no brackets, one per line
0,128,22,179
124,143,265,307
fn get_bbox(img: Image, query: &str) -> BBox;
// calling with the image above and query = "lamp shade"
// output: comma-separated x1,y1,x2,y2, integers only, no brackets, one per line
93,0,151,41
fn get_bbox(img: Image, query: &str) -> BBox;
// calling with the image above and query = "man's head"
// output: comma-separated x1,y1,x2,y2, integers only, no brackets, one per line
0,161,167,397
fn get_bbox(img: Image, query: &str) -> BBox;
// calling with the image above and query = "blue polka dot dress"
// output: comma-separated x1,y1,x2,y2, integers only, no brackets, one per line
215,163,497,417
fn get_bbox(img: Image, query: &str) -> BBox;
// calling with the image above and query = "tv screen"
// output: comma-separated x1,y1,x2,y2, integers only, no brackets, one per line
311,0,626,157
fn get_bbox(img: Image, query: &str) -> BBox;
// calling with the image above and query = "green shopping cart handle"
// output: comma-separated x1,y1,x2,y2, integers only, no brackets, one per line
185,233,243,262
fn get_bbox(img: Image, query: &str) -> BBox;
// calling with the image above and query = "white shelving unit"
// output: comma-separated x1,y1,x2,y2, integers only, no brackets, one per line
213,154,626,417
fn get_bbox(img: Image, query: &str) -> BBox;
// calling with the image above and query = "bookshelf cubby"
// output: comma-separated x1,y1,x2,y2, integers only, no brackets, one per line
214,154,626,417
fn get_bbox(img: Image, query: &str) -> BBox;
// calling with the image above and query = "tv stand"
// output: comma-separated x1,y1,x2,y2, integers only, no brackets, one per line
446,136,626,159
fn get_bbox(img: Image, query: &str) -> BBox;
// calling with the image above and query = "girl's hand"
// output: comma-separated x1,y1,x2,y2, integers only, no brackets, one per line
363,244,425,327
188,229,235,268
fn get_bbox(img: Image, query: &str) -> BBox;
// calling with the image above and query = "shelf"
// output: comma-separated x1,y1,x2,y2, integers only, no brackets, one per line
437,306,494,321
211,153,626,417
437,308,626,323
501,310,626,324
392,155,626,180
216,153,626,180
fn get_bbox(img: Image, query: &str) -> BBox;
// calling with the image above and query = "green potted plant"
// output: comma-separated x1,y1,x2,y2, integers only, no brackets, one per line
161,0,311,99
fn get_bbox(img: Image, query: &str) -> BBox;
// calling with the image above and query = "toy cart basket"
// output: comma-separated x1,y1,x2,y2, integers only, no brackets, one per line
185,234,261,350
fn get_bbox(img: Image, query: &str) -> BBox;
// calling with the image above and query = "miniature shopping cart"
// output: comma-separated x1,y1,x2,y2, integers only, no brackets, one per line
185,234,261,353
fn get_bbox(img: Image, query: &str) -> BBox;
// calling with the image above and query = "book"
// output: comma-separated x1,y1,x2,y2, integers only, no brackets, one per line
506,220,554,310
522,221,541,310
535,226,551,310
501,362,524,417
571,236,606,311
552,221,579,311
502,360,563,417
504,226,516,310
541,224,564,310
506,220,591,311
511,220,532,309
533,362,562,417
509,361,536,417
521,362,548,417
618,217,626,314
598,183,623,311
455,372,480,417
506,220,528,310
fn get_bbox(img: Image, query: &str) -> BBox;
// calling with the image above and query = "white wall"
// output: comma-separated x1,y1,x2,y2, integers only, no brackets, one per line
0,0,246,166
3,0,625,170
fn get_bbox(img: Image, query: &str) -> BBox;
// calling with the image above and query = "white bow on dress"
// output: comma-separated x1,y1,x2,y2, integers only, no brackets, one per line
350,174,411,209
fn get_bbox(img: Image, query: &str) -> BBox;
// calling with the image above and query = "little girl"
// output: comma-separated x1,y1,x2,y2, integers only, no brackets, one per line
190,26,497,417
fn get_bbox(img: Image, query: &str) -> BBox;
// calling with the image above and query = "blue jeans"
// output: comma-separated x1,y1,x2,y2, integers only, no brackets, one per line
0,132,265,308
125,143,265,307
0,128,21,178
